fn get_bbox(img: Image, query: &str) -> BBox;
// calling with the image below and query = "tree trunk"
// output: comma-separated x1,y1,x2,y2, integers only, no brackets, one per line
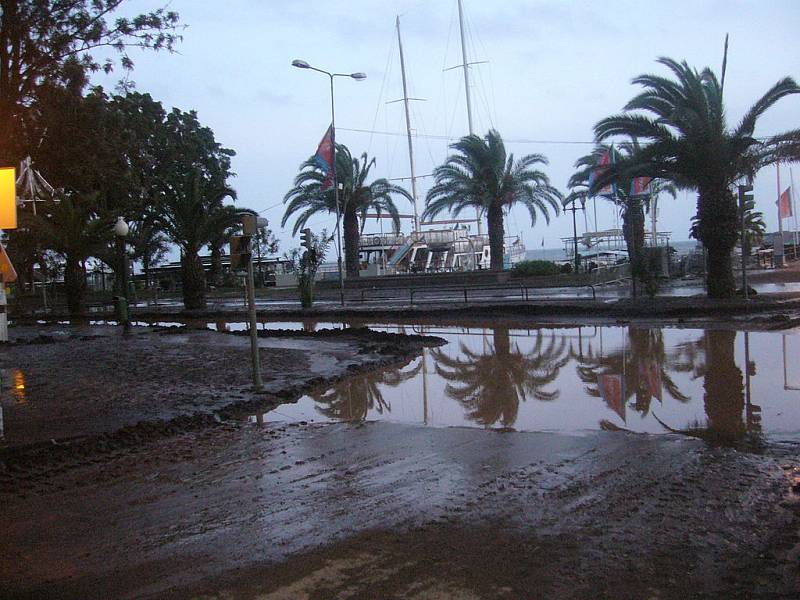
487,203,505,272
181,249,207,310
209,244,223,287
622,201,645,298
64,254,86,317
343,209,360,278
695,189,738,298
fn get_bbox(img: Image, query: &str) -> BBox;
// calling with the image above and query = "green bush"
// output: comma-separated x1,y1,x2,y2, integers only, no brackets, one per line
511,260,562,277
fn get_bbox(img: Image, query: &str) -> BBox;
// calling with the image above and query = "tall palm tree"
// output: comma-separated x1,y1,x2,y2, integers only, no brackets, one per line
20,196,110,316
283,144,412,278
567,143,676,295
155,170,239,309
423,129,561,271
593,57,800,298
431,327,569,428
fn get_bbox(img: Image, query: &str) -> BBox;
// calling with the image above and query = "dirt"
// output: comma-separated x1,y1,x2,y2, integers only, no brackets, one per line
1,323,799,599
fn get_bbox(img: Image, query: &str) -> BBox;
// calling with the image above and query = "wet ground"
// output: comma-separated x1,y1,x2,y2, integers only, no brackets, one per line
1,319,800,598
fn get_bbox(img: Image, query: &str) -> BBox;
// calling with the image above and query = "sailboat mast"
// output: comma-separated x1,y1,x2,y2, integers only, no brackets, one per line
396,16,420,233
457,0,474,135
457,0,482,235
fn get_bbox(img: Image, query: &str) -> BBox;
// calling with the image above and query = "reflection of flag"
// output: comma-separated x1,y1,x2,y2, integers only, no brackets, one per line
588,147,617,196
630,176,652,196
313,125,335,191
598,373,625,422
639,360,662,403
778,187,792,218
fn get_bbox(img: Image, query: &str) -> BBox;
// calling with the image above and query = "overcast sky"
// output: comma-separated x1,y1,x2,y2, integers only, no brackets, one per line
96,0,800,253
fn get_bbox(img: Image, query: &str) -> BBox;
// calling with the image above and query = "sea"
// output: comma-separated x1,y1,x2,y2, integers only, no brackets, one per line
525,240,700,263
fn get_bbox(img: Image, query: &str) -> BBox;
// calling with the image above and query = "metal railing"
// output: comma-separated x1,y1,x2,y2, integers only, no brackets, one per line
359,282,596,305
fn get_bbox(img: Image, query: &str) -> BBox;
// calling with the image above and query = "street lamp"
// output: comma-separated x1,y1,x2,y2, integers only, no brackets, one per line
291,58,366,306
114,216,130,333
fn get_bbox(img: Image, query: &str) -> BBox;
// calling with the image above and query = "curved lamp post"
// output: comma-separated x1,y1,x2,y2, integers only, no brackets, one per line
291,59,366,306
114,216,130,333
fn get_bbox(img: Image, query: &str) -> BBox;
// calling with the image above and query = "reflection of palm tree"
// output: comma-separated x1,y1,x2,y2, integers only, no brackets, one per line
311,361,422,421
660,330,757,444
575,327,689,419
431,328,569,428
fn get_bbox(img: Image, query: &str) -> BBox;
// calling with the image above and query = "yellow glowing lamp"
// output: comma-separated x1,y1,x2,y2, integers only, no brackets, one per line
0,166,16,230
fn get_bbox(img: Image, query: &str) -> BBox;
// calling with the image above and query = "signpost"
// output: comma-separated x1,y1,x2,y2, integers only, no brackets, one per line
232,214,268,391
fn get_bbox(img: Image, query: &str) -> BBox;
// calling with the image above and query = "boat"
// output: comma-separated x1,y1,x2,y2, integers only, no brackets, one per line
356,2,525,276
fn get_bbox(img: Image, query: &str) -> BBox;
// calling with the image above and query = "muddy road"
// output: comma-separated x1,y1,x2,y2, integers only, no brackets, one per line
1,322,799,599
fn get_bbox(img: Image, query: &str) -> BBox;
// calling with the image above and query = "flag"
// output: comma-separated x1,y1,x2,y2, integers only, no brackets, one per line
629,176,652,197
638,360,662,403
588,146,616,196
778,186,792,218
598,373,625,422
313,125,335,191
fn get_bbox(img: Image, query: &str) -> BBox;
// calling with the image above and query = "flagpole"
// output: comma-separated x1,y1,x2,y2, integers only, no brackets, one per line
777,162,785,267
329,75,346,306
791,167,799,256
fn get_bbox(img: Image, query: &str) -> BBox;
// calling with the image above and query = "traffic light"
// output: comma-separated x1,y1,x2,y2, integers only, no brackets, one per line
738,184,753,209
300,228,313,252
230,234,252,272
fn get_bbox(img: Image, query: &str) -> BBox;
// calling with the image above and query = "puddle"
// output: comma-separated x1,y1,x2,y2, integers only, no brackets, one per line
252,325,800,443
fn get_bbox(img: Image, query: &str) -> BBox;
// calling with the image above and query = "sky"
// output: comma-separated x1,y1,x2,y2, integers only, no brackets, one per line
94,0,800,254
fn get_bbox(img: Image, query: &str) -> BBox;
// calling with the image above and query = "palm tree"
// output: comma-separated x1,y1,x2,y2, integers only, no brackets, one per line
431,327,569,428
20,195,110,316
593,57,800,298
283,144,412,278
423,129,562,271
567,143,676,295
155,170,239,309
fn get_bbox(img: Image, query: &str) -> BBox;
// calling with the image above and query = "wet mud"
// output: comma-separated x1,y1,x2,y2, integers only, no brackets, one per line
0,423,798,599
1,322,799,598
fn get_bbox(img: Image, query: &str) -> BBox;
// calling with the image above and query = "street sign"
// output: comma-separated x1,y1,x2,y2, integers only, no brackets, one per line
230,235,252,272
0,243,16,283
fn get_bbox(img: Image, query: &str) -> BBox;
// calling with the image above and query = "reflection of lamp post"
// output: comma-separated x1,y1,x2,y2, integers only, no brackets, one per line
292,59,366,306
114,217,130,333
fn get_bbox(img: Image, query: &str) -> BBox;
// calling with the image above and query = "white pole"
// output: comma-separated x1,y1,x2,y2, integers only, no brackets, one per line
777,163,785,266
457,0,482,236
791,167,799,253
396,16,420,233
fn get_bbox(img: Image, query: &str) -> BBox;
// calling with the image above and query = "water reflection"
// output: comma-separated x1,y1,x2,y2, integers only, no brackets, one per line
575,328,689,423
432,328,568,428
242,323,799,442
311,360,423,421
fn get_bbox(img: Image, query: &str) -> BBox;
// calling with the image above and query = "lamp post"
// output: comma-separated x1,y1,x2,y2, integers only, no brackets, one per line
565,198,584,273
291,59,366,306
114,217,130,333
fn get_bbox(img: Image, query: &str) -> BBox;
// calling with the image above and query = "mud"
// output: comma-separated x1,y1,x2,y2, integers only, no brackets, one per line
0,422,798,599
1,322,799,599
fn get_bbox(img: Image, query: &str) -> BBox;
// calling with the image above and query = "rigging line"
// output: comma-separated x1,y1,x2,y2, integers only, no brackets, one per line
368,30,397,156
467,6,499,128
337,126,598,145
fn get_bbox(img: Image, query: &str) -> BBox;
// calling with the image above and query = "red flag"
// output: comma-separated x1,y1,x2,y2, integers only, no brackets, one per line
639,360,662,403
598,373,625,422
778,187,792,218
588,148,615,195
629,176,652,196
313,125,335,191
